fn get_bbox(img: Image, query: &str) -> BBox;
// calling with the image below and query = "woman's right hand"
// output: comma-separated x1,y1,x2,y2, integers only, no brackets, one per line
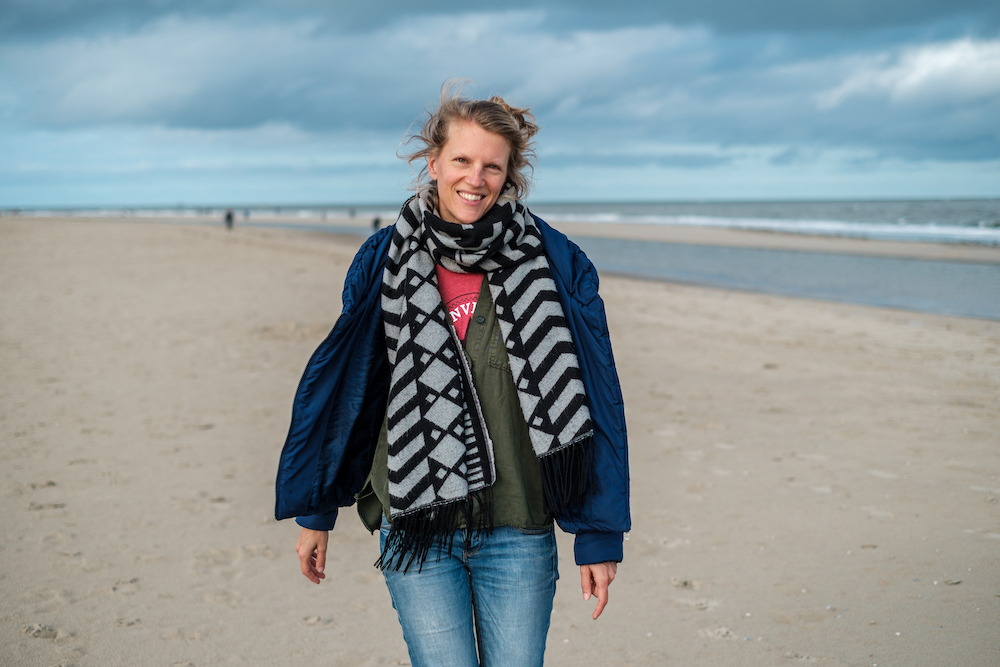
296,527,329,584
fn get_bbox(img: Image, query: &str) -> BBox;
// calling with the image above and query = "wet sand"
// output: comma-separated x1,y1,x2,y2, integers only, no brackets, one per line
2,216,998,666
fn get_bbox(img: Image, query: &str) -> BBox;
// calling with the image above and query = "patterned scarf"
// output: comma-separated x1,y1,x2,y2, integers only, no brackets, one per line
379,190,593,571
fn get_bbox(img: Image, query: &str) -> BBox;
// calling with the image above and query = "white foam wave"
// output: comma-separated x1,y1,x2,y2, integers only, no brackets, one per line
8,206,1000,245
541,212,1000,246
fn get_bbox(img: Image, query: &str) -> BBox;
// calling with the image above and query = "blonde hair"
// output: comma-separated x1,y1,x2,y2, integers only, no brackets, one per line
404,81,539,200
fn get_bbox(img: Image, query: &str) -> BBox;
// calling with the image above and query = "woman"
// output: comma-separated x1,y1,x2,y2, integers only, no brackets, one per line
275,85,630,666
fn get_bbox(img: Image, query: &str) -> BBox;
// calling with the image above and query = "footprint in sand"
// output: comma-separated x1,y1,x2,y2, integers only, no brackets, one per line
28,502,66,510
676,597,721,611
161,627,207,641
304,616,335,626
110,577,139,594
697,626,734,639
23,623,59,639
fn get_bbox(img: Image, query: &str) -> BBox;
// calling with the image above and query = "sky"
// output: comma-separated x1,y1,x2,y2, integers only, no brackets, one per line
1,0,999,207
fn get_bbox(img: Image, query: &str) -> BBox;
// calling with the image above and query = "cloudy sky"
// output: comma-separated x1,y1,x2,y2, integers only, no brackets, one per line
2,0,999,207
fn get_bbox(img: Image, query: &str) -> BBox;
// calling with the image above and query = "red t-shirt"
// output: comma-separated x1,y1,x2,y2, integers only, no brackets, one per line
436,266,484,342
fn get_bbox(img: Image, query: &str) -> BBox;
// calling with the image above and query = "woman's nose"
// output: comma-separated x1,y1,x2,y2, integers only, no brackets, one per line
466,167,485,185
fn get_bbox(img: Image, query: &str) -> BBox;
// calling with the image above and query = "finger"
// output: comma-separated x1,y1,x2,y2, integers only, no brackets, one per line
298,546,322,584
580,566,594,601
300,553,318,583
315,542,327,576
298,547,311,576
301,560,318,583
592,579,610,620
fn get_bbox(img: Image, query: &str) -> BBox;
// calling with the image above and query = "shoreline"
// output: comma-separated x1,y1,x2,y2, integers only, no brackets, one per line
19,215,1000,323
17,214,1000,264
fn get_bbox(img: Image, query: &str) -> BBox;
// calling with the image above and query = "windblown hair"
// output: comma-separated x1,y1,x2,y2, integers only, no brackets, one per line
403,82,539,201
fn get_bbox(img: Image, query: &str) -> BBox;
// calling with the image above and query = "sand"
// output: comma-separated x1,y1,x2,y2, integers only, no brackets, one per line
2,216,998,667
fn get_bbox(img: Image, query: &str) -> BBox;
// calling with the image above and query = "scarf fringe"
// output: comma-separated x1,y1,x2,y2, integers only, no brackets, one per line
375,489,494,573
539,435,593,515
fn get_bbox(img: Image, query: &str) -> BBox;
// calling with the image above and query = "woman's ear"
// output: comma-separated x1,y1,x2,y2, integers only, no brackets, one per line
427,155,438,181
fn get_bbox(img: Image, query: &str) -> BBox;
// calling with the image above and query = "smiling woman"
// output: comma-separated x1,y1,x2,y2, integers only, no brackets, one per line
276,83,631,666
428,121,511,224
405,85,539,220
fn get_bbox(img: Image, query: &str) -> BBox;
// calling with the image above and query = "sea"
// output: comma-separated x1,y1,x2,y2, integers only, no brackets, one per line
528,199,1000,246
8,198,999,318
13,198,1000,246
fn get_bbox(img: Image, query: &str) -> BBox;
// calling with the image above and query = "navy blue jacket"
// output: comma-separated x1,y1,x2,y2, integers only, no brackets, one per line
275,215,630,565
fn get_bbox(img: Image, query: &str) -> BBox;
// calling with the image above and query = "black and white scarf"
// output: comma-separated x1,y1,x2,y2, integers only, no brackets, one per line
378,190,593,571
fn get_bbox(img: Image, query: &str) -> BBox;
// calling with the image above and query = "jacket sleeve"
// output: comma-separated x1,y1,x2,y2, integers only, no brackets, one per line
275,228,392,530
537,216,631,566
296,511,338,531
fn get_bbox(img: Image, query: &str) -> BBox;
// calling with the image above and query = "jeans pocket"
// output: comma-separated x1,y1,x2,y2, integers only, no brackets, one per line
379,516,392,538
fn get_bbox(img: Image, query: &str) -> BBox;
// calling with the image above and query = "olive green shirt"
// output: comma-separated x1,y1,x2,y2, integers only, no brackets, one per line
356,279,551,532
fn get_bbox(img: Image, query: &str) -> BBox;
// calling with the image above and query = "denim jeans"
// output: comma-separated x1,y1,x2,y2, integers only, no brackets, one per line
380,520,558,667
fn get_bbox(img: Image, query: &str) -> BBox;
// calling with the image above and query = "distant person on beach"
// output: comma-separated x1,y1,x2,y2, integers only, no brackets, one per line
372,215,381,231
224,209,234,230
276,84,630,666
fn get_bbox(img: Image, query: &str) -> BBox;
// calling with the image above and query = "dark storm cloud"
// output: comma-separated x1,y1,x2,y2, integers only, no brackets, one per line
2,5,998,163
3,0,997,40
1,1,998,206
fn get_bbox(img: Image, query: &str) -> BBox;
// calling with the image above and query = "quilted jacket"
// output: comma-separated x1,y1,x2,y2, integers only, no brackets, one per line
274,215,630,565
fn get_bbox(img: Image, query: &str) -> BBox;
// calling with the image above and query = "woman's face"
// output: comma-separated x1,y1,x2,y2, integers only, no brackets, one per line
428,120,511,225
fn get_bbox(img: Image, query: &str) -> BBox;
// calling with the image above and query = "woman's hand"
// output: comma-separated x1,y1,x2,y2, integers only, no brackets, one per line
580,561,618,620
296,527,329,584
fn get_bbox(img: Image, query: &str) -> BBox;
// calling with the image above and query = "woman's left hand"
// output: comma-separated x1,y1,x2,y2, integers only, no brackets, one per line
296,527,329,584
580,561,618,620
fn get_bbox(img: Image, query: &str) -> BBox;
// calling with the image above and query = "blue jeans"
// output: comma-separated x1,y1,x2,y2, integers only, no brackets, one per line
380,521,558,667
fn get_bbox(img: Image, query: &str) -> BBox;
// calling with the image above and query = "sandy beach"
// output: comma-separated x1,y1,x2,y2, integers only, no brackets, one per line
2,216,998,666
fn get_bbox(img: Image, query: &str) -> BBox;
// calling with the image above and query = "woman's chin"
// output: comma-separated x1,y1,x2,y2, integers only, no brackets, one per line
454,208,487,224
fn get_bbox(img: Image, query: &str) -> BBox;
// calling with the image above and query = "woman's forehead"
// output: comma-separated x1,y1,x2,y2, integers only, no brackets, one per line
441,120,510,157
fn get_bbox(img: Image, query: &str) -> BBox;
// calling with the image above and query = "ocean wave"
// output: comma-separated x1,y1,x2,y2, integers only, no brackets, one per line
8,204,1000,246
539,213,1000,246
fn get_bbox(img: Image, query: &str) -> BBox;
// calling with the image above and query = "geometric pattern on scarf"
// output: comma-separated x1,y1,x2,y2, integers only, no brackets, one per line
381,190,593,536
